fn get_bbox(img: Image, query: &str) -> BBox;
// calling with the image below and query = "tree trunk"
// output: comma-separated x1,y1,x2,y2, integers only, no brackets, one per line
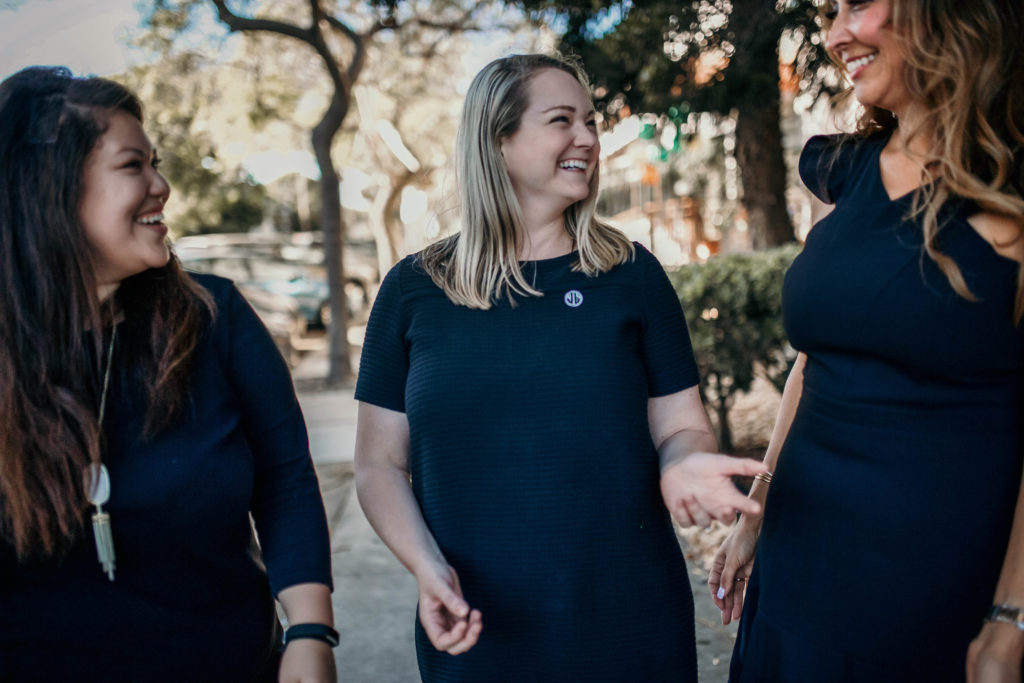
729,0,797,248
314,130,352,387
734,101,795,248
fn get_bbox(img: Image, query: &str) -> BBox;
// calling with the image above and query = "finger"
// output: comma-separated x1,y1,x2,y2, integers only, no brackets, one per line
731,580,746,623
434,581,470,621
669,501,695,528
728,457,771,477
712,488,763,518
446,609,483,656
683,497,713,529
721,590,735,625
713,505,738,526
717,559,738,602
432,613,469,651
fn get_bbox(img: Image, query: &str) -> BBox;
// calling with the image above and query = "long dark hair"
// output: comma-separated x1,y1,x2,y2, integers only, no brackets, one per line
0,66,213,559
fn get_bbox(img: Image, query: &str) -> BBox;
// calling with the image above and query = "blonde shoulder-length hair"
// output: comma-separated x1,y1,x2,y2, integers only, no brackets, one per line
824,0,1024,322
420,53,634,309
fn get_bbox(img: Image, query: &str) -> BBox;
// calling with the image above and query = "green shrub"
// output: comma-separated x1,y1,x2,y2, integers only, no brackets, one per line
667,244,802,453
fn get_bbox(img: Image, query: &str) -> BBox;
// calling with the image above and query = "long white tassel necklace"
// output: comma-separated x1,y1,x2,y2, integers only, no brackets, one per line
84,323,118,581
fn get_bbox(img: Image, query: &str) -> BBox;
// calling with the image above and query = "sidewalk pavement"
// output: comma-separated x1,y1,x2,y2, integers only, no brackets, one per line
297,384,738,682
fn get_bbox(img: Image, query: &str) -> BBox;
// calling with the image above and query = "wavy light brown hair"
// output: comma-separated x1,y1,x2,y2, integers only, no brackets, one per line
823,0,1024,321
420,53,634,309
0,67,213,559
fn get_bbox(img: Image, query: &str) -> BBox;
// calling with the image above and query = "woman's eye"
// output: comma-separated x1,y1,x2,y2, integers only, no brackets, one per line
123,161,143,170
151,156,162,169
551,115,570,124
586,120,597,128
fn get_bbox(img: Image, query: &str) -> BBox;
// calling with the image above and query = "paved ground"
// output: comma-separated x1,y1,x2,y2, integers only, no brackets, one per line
298,381,738,682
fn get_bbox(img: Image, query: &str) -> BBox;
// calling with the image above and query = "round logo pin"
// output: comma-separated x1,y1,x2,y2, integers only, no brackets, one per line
564,290,584,307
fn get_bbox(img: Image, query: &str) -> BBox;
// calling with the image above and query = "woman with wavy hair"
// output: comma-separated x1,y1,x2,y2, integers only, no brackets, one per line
354,53,767,681
0,66,335,682
710,0,1024,680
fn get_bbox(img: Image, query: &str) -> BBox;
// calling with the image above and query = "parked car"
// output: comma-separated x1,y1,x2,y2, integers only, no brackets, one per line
175,232,379,327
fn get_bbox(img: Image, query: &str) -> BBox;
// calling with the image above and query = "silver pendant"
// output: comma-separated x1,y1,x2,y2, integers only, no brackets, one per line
91,507,116,581
85,463,115,581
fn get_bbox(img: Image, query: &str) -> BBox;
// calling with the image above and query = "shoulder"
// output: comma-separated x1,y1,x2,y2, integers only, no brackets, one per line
798,133,883,204
186,271,239,305
622,241,658,273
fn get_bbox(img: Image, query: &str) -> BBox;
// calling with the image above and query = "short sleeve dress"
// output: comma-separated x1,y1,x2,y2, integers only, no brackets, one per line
730,134,1024,682
356,244,701,682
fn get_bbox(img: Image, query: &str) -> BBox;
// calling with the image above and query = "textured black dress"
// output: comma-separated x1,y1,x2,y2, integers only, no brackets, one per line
356,244,700,682
730,134,1024,682
0,275,332,682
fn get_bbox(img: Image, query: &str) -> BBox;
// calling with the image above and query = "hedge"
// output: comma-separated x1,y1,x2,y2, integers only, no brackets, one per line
667,244,802,453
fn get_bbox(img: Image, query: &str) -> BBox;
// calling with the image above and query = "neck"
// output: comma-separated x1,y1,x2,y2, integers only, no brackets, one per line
518,217,573,261
97,283,120,303
888,104,934,158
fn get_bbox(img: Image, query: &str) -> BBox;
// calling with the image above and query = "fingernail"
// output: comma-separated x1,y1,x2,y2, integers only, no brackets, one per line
717,587,726,600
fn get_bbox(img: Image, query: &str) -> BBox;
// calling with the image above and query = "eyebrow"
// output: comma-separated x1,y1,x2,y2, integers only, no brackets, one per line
540,105,596,116
115,146,153,157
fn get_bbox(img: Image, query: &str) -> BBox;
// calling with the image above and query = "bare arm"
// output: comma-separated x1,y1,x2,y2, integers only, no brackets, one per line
708,352,805,624
967,470,1024,682
277,583,336,683
651,386,769,530
353,402,481,655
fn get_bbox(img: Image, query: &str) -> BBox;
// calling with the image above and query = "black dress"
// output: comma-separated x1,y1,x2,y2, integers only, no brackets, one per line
730,134,1024,682
356,244,700,682
0,275,332,682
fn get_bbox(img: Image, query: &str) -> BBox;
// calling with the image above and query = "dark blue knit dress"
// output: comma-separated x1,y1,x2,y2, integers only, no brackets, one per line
356,244,700,682
0,275,332,682
730,134,1024,682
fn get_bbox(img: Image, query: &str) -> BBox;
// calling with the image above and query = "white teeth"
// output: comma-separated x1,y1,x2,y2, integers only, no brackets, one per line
558,160,587,171
846,53,876,71
138,213,164,224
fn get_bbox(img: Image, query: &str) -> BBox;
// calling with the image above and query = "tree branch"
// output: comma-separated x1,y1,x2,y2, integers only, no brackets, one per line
210,0,314,43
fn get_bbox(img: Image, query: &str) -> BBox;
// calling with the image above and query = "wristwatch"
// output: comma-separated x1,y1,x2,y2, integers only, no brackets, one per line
986,604,1024,631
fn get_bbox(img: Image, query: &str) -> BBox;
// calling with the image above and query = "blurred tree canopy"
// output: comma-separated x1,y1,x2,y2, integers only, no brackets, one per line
508,0,836,248
136,0,538,386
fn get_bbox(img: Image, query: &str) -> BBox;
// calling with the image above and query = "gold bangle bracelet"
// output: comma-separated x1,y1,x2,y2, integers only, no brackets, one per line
753,472,773,485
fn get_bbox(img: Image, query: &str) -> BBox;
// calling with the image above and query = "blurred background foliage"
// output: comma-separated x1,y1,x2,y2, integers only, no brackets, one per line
670,244,801,452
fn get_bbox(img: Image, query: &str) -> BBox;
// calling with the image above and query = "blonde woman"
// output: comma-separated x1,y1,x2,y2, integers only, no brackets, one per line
354,53,766,681
709,0,1024,680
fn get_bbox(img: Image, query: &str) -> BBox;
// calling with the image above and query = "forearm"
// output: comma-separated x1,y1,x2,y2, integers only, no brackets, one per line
355,463,445,578
277,582,334,627
747,353,805,506
656,424,717,473
990,472,1024,607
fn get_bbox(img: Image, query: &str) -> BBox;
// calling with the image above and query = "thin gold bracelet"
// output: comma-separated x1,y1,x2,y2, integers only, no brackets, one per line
753,472,773,485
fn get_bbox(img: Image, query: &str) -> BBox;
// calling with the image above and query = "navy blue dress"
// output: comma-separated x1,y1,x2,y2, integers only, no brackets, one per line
730,134,1024,682
356,244,700,682
0,275,332,682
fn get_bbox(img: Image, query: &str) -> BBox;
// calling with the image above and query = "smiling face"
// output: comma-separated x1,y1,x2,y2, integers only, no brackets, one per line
78,109,171,296
499,67,599,221
827,0,912,116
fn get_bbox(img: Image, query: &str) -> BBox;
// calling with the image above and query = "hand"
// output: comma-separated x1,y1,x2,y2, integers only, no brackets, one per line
708,516,761,625
660,453,767,528
279,638,336,683
967,621,1024,683
416,560,483,655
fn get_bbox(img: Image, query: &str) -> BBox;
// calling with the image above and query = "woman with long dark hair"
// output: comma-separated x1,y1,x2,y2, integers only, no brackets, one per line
0,66,335,682
710,0,1024,680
